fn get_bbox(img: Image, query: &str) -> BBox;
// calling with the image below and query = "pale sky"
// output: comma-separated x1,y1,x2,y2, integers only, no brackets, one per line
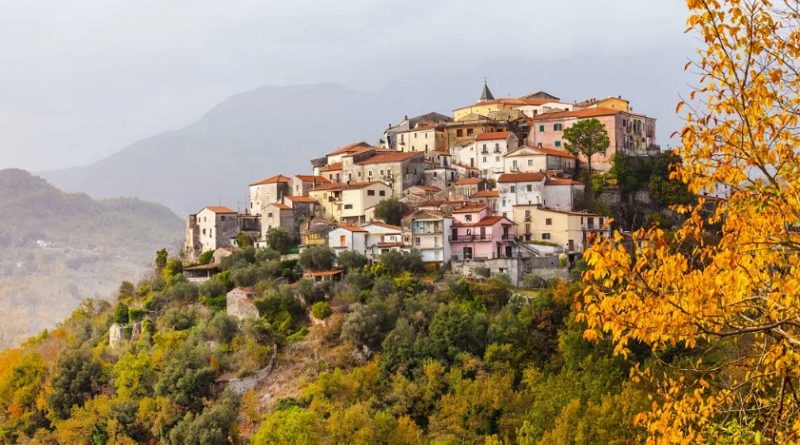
0,0,691,171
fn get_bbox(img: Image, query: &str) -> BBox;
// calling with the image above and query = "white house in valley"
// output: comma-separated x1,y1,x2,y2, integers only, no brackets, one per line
361,221,404,259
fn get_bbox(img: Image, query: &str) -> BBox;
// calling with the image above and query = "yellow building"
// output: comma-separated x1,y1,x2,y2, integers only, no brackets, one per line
512,205,608,253
575,96,630,112
308,181,392,223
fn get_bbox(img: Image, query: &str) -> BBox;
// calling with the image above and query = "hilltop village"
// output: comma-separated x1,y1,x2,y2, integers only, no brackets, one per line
183,82,659,285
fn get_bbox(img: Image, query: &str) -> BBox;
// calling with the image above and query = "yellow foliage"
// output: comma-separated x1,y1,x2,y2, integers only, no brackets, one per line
579,0,800,442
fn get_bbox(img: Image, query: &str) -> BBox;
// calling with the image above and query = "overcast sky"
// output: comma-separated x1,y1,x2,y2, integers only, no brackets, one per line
0,0,691,171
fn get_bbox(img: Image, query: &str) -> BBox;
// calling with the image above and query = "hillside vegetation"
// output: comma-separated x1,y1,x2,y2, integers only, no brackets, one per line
0,169,182,348
0,245,655,444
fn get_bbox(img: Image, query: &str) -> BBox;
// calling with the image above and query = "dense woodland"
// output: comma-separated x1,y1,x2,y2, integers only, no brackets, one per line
0,241,661,445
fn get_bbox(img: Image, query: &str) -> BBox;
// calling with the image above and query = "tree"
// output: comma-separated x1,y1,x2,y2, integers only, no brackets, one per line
562,118,610,179
47,348,105,419
266,227,293,254
337,250,368,271
579,1,800,442
154,249,168,271
374,198,405,226
299,245,336,271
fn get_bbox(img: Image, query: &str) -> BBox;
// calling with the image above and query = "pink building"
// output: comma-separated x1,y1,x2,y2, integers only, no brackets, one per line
528,107,658,172
449,205,517,260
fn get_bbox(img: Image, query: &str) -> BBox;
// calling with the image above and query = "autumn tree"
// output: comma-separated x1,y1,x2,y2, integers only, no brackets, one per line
579,0,800,442
562,117,610,179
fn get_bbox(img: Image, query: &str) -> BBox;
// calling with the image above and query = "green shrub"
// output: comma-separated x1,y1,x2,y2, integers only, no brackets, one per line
198,250,214,265
310,301,333,320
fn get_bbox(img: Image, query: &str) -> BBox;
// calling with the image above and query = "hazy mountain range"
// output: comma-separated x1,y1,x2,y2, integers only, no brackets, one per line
0,169,182,347
40,55,687,216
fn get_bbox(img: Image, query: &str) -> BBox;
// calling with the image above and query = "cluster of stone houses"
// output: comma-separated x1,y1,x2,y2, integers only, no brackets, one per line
185,82,658,283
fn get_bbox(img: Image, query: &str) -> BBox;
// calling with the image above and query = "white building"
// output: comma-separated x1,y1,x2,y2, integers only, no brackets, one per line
496,172,547,218
327,226,368,255
543,177,585,211
194,206,240,253
402,209,453,265
361,221,404,259
471,131,519,180
504,146,576,174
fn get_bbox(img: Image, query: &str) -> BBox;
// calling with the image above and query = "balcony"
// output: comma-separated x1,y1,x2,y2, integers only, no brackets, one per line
501,233,512,240
449,234,490,242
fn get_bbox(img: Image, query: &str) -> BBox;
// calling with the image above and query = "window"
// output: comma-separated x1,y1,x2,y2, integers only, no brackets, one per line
513,160,518,168
380,169,384,175
267,212,273,218
220,215,226,221
415,237,421,246
555,140,562,147
465,214,473,222
367,190,375,196
202,228,206,235
358,171,362,177
467,128,474,136
482,144,487,149
528,159,533,166
542,233,551,240
495,143,500,150
495,156,500,161
433,171,438,177
456,129,463,137
340,235,346,247
545,218,552,225
554,123,563,131
526,184,532,192
368,170,373,177
344,204,353,209
510,185,516,192
379,190,386,196
539,124,545,132
414,133,417,138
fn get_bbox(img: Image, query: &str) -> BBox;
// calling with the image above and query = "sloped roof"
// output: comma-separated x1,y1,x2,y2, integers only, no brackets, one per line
472,190,499,198
266,202,292,210
475,131,513,141
354,151,421,165
286,195,318,203
452,204,488,213
497,172,547,183
326,141,371,156
545,177,584,186
320,162,343,172
204,206,236,214
453,177,482,185
410,185,441,192
250,174,291,186
480,81,495,101
533,107,621,120
534,146,576,159
310,181,386,192
363,221,402,231
336,225,368,233
295,175,331,184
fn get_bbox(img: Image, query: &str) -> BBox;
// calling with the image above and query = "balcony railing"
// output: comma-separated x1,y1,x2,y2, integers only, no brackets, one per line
449,234,489,242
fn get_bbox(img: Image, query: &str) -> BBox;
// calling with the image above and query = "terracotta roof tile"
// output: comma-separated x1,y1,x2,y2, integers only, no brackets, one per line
497,172,547,183
472,190,499,198
545,178,583,186
532,107,621,120
267,202,292,210
337,225,368,233
305,269,344,277
204,206,236,214
295,175,331,184
534,146,577,159
363,221,402,231
377,241,405,248
452,204,488,213
320,162,343,172
475,131,513,141
454,177,482,185
286,195,318,203
250,174,292,186
354,151,421,165
326,141,371,156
